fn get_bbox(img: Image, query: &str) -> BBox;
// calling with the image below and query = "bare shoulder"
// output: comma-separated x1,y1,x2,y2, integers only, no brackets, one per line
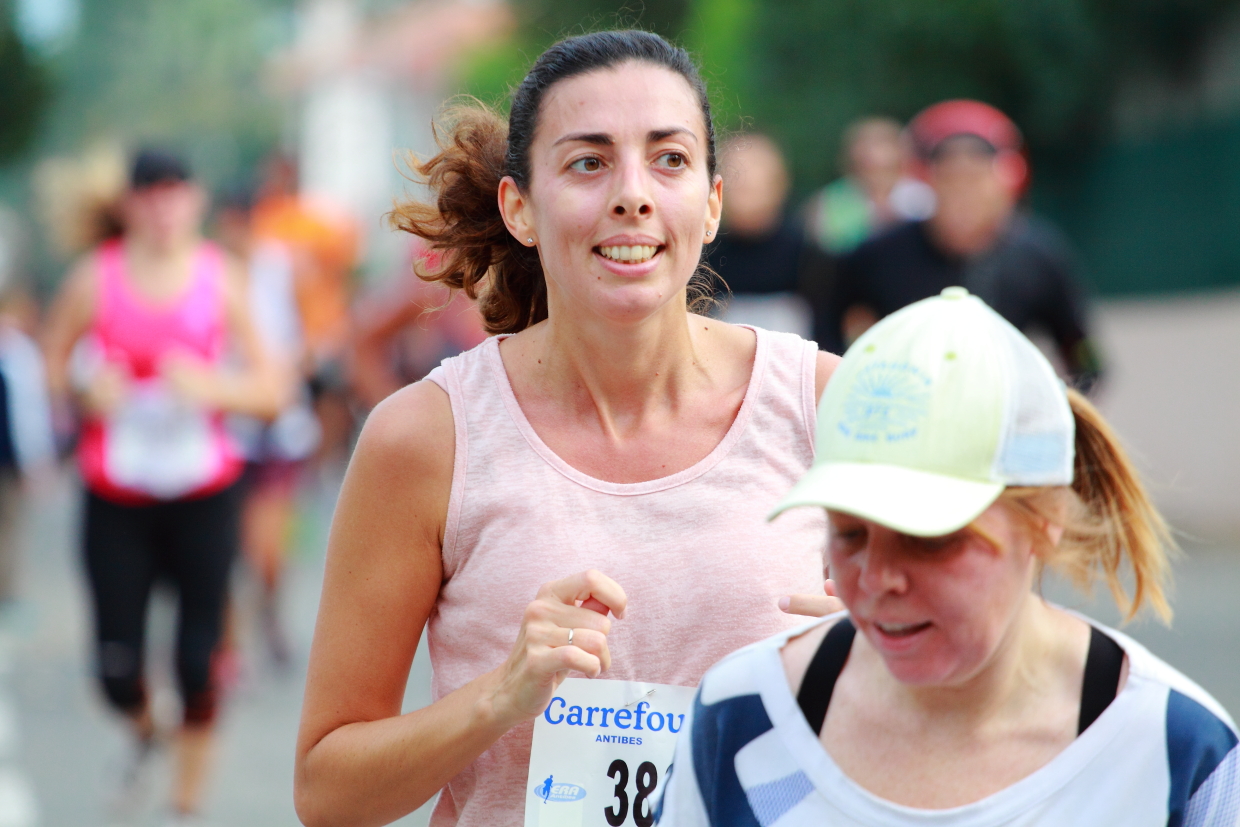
329,378,454,568
355,379,454,482
690,314,759,365
814,350,842,404
46,254,100,336
781,617,846,696
57,254,99,304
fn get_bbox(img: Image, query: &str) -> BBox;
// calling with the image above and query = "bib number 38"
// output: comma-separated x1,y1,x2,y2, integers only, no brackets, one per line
604,759,660,827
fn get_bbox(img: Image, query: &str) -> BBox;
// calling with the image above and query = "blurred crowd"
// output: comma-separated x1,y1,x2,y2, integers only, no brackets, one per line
707,100,1103,393
0,95,1107,822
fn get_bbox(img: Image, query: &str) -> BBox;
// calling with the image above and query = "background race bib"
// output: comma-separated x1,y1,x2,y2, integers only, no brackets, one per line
105,381,218,498
525,678,696,827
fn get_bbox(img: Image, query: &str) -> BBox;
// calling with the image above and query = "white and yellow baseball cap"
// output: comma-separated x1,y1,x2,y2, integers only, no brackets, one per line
771,287,1075,536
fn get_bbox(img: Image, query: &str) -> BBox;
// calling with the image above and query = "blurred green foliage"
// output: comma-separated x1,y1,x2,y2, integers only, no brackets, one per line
460,0,694,111
29,0,294,186
744,0,1240,193
460,0,1239,191
0,0,49,162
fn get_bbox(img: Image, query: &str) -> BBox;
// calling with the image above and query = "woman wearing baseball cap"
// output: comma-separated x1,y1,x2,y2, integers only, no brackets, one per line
660,287,1239,825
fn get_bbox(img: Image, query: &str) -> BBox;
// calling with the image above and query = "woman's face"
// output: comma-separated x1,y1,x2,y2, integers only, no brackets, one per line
828,501,1040,686
123,181,205,249
501,61,721,325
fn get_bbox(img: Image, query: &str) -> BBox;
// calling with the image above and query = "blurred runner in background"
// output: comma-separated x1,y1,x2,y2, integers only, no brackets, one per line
41,149,288,824
250,155,359,465
216,188,321,669
705,133,814,337
804,117,935,257
349,237,487,410
0,208,55,618
823,101,1103,391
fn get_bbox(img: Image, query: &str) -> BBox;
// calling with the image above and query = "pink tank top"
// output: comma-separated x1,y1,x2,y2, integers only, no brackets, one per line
424,327,827,826
78,239,242,503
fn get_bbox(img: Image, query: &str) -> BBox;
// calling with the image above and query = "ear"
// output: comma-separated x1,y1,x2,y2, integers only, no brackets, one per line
498,176,536,246
994,151,1028,195
705,173,723,242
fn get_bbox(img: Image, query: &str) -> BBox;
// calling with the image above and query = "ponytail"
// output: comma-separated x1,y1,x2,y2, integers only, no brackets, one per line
1009,388,1174,623
388,104,546,335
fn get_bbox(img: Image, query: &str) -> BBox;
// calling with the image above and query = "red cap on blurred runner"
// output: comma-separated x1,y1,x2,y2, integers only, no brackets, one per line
907,100,1023,159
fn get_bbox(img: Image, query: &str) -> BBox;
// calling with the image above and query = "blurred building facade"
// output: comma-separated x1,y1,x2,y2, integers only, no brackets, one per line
267,0,511,280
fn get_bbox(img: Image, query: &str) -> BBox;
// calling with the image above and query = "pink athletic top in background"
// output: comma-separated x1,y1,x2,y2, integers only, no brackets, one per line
424,327,828,826
77,239,242,504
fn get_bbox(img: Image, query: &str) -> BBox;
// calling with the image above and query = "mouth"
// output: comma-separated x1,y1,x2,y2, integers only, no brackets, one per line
595,244,663,265
872,620,933,639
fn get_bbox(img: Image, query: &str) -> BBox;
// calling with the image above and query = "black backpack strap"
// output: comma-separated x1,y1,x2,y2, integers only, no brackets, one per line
1078,625,1125,735
796,617,856,736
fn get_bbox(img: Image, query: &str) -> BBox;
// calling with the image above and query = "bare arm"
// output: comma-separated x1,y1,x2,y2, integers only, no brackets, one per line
294,381,627,827
814,349,841,404
777,348,846,620
41,256,126,417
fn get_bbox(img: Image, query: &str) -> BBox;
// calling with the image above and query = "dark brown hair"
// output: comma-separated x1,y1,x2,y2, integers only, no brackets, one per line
389,30,717,334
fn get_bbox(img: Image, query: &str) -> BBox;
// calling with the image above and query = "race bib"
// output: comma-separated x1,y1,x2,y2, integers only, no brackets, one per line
525,678,696,827
105,381,219,498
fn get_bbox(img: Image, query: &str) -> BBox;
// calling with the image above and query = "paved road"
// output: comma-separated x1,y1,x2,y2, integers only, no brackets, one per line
6,469,1240,825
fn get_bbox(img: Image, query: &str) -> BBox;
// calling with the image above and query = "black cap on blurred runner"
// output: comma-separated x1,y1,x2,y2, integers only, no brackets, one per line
130,148,192,190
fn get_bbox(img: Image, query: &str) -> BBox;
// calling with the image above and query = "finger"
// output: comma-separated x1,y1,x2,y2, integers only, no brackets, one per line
561,627,610,673
777,593,846,618
580,597,609,615
539,570,627,619
538,643,603,679
530,603,613,636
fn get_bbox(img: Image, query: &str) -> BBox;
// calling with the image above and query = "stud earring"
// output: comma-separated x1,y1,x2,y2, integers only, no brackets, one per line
706,230,713,238
527,238,534,245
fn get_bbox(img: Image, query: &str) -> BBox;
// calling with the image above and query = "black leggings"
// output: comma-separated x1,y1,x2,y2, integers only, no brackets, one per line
83,484,240,726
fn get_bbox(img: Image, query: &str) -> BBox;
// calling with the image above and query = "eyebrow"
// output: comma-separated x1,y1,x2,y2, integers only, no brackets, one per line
551,127,698,147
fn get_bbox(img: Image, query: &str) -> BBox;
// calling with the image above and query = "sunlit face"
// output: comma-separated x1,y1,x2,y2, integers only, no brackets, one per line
828,500,1040,686
500,61,721,325
123,181,205,249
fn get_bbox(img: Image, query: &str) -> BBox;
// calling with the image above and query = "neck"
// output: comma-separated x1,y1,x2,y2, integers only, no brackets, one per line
927,205,1011,258
522,291,707,437
126,229,199,262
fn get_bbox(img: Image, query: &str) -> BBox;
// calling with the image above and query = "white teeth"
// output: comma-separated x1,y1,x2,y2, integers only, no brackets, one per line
599,244,657,263
876,621,924,634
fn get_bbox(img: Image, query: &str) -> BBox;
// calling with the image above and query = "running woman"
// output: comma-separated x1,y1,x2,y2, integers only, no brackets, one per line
43,149,287,823
659,287,1240,825
295,30,842,827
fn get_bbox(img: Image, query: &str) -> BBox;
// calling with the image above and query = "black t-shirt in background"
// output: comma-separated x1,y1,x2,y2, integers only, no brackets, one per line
824,215,1102,391
705,217,807,297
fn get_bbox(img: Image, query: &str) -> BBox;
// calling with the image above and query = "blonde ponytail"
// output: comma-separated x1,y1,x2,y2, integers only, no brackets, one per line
1007,388,1174,622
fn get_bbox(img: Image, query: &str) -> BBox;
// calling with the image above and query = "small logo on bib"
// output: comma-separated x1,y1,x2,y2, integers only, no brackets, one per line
838,361,932,443
536,776,587,803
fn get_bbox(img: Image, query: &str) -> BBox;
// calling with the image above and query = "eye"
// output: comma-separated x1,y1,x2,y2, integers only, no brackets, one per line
569,156,602,173
656,152,686,169
829,518,867,551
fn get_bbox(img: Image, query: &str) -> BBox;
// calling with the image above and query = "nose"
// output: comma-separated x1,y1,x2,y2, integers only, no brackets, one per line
856,528,910,596
609,152,653,218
